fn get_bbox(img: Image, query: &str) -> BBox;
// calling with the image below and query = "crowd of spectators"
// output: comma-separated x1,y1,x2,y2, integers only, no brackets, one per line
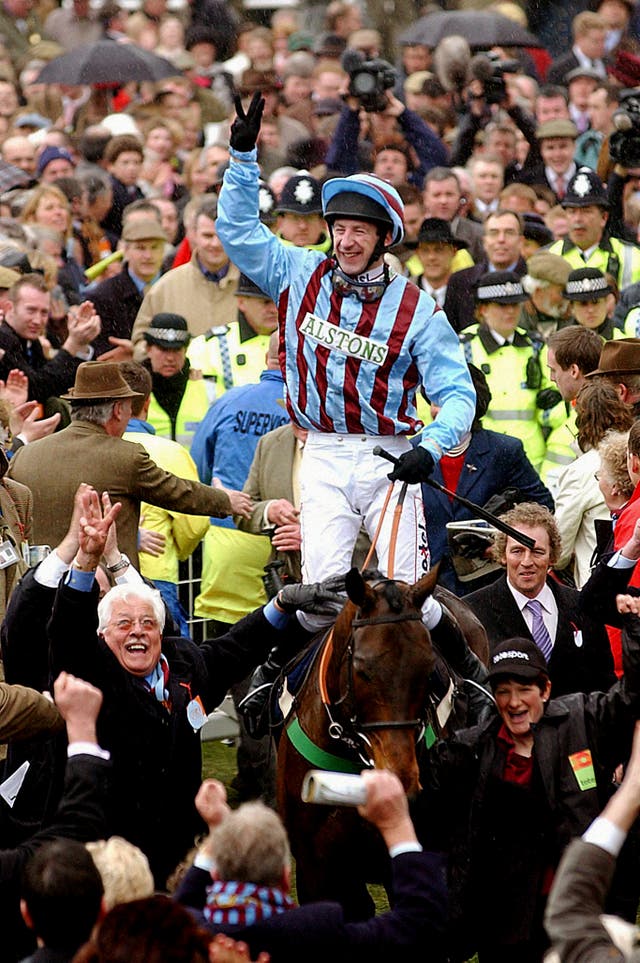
2,0,640,959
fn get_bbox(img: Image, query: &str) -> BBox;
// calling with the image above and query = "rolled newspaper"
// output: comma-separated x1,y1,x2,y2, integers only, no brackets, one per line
301,770,367,807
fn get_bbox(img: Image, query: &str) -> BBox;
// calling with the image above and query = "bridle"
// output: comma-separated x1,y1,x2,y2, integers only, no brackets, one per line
316,580,433,768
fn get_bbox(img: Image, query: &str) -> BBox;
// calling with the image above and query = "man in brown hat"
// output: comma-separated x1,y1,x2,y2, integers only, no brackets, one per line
586,337,640,415
89,217,168,359
7,361,252,564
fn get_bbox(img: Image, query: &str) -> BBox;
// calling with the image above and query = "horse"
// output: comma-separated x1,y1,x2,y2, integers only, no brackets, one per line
276,565,489,920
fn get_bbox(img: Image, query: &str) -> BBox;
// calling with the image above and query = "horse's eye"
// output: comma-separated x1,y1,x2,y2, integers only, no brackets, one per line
356,667,372,683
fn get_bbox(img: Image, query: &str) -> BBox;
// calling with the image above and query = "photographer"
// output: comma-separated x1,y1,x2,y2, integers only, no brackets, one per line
448,56,541,177
325,87,448,190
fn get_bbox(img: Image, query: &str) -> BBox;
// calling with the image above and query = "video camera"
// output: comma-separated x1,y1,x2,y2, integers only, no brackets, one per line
609,90,640,168
470,51,520,106
342,49,397,113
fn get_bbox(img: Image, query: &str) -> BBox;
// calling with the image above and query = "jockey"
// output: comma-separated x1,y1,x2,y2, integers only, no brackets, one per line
217,92,476,611
217,94,480,732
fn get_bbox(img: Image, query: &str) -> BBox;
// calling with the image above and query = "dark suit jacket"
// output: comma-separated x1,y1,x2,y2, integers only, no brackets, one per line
444,257,527,333
101,176,145,241
465,574,616,696
175,850,447,963
0,321,82,403
89,265,143,357
422,429,554,595
7,419,231,565
515,162,568,202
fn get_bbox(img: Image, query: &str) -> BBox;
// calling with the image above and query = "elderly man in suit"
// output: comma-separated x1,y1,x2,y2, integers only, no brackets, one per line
466,502,616,696
46,489,345,887
7,361,251,565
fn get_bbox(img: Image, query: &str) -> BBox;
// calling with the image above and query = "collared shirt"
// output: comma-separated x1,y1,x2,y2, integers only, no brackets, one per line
506,578,559,643
488,260,519,273
129,268,160,296
545,163,577,197
475,198,499,216
485,326,512,347
580,242,599,261
197,258,230,284
419,278,448,305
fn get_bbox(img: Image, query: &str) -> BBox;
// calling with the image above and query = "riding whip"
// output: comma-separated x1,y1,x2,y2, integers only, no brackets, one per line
373,446,536,550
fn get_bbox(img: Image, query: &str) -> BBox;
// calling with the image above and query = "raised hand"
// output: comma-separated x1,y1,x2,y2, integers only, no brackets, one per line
76,488,122,567
195,778,230,829
230,92,265,152
9,401,60,442
0,368,28,408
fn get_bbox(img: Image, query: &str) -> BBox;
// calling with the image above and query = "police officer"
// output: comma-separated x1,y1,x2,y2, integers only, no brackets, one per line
563,266,621,340
142,313,212,450
548,167,640,291
187,273,277,397
275,172,332,252
460,271,565,472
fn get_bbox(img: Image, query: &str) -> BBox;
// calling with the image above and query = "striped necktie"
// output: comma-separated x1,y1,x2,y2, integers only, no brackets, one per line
526,599,553,662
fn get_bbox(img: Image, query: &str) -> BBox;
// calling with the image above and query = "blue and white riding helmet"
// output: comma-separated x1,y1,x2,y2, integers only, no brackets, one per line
321,173,405,247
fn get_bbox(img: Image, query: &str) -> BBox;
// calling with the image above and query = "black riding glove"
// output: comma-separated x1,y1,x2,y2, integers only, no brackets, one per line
388,447,435,484
277,575,347,616
230,92,265,152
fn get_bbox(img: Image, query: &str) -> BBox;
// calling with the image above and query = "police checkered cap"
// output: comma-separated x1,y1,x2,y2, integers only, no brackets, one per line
322,173,405,246
563,267,612,300
474,270,529,304
144,312,191,349
277,172,323,215
563,167,609,208
488,637,549,681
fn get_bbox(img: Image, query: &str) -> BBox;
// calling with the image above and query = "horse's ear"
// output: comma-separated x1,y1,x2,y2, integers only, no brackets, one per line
345,567,370,607
411,564,440,610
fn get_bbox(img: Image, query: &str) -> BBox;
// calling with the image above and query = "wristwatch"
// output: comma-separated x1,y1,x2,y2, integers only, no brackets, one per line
106,554,130,574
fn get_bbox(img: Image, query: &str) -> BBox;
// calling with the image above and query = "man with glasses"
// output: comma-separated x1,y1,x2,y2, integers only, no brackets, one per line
46,488,346,889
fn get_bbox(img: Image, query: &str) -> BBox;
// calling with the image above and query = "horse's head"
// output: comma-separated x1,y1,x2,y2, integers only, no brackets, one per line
328,567,439,797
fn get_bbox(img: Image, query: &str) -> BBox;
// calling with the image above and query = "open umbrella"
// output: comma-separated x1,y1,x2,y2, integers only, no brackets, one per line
400,11,544,50
36,40,180,85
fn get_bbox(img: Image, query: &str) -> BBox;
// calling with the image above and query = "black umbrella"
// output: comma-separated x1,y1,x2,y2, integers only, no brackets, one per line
36,40,180,85
400,11,544,50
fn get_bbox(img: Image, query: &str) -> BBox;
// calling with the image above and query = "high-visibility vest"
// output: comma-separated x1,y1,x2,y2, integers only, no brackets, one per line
146,377,212,450
460,324,566,471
